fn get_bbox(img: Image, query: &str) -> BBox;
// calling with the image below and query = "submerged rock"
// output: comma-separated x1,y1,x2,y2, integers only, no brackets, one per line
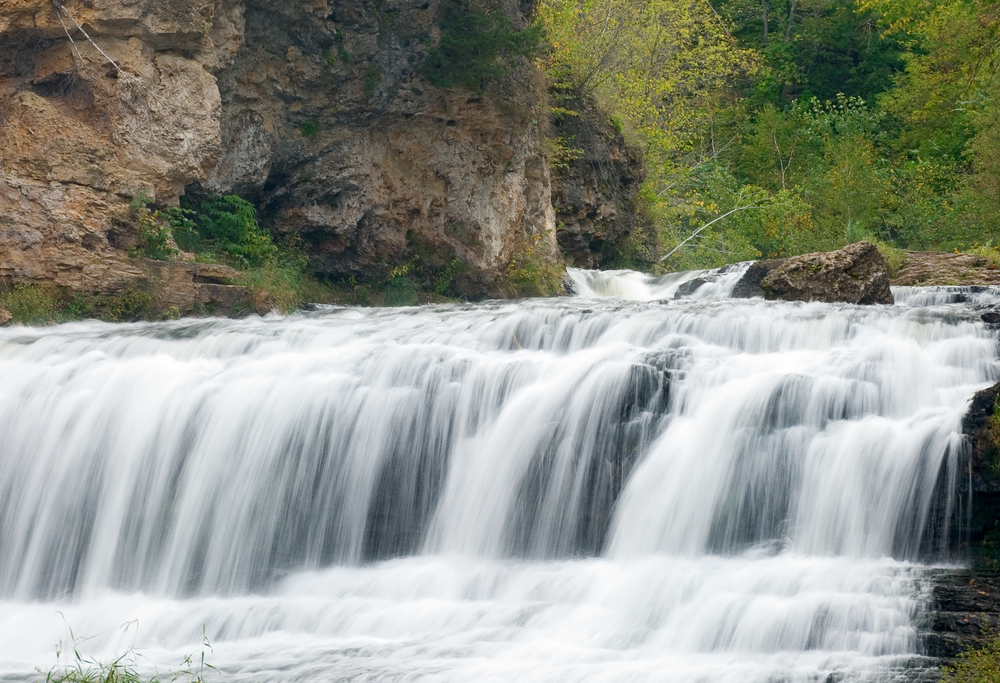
732,241,894,305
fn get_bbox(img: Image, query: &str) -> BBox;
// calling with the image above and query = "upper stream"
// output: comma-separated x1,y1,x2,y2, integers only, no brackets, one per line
1,267,998,682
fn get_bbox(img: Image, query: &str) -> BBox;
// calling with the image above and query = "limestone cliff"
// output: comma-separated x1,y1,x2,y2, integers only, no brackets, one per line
1,0,239,294
0,0,574,302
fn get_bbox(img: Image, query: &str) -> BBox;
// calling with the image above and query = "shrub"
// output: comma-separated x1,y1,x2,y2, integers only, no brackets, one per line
382,264,420,306
162,206,201,253
0,283,59,324
237,259,306,314
422,0,544,92
129,192,177,261
941,629,1000,683
193,195,276,269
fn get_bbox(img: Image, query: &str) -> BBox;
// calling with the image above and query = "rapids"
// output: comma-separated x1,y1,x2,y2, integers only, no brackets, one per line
0,266,997,682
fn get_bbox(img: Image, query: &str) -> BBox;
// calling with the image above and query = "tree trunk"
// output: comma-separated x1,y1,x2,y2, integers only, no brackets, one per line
762,0,769,46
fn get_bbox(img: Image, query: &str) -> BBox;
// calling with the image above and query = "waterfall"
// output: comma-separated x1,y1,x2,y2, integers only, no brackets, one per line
0,268,996,682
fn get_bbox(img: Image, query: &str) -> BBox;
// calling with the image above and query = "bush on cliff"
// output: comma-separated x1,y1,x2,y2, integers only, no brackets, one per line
423,0,544,92
129,192,177,261
166,195,276,269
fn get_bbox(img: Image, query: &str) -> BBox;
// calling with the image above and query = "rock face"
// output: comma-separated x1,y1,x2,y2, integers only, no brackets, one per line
732,241,894,305
923,569,1000,660
208,0,559,296
549,88,648,269
143,261,247,314
0,0,575,301
0,0,238,294
892,251,1000,287
914,382,1000,665
957,381,1000,559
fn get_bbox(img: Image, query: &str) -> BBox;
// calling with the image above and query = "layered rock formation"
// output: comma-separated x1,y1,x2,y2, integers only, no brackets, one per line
1,0,573,301
732,241,894,305
0,0,238,294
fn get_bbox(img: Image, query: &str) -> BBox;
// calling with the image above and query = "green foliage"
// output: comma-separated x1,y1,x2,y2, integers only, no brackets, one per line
129,192,177,261
300,120,320,137
940,629,1000,683
506,234,564,297
382,264,421,306
161,206,201,253
0,283,59,325
187,195,276,269
423,0,544,91
536,0,1000,270
541,133,584,170
434,257,468,295
237,259,306,314
875,241,908,277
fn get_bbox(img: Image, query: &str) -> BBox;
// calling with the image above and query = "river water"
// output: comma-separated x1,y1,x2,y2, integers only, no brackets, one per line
1,268,998,682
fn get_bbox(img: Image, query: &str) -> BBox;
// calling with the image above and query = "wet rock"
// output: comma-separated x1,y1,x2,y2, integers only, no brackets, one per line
0,308,11,326
922,569,1000,660
732,242,894,305
983,308,1000,324
674,277,710,298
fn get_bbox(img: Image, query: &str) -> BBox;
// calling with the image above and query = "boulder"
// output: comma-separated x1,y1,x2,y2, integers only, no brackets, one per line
0,308,11,326
732,241,894,305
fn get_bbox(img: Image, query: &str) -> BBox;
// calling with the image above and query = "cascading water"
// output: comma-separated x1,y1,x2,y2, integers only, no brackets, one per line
0,265,997,682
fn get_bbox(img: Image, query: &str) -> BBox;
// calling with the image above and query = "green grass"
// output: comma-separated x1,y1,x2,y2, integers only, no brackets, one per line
41,623,215,683
874,241,908,279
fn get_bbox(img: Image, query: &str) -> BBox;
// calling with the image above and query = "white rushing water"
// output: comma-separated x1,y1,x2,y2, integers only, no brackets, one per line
1,267,997,682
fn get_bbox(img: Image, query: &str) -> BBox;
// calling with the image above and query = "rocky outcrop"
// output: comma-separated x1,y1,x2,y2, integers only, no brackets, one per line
549,88,648,269
0,0,570,302
732,241,894,305
923,569,1000,661
0,0,238,294
143,260,247,313
912,382,1000,665
956,381,1000,561
892,251,1000,287
208,0,559,296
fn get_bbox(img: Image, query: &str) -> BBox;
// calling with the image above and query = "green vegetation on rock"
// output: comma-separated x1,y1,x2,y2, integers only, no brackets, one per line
941,629,1000,683
423,0,544,91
